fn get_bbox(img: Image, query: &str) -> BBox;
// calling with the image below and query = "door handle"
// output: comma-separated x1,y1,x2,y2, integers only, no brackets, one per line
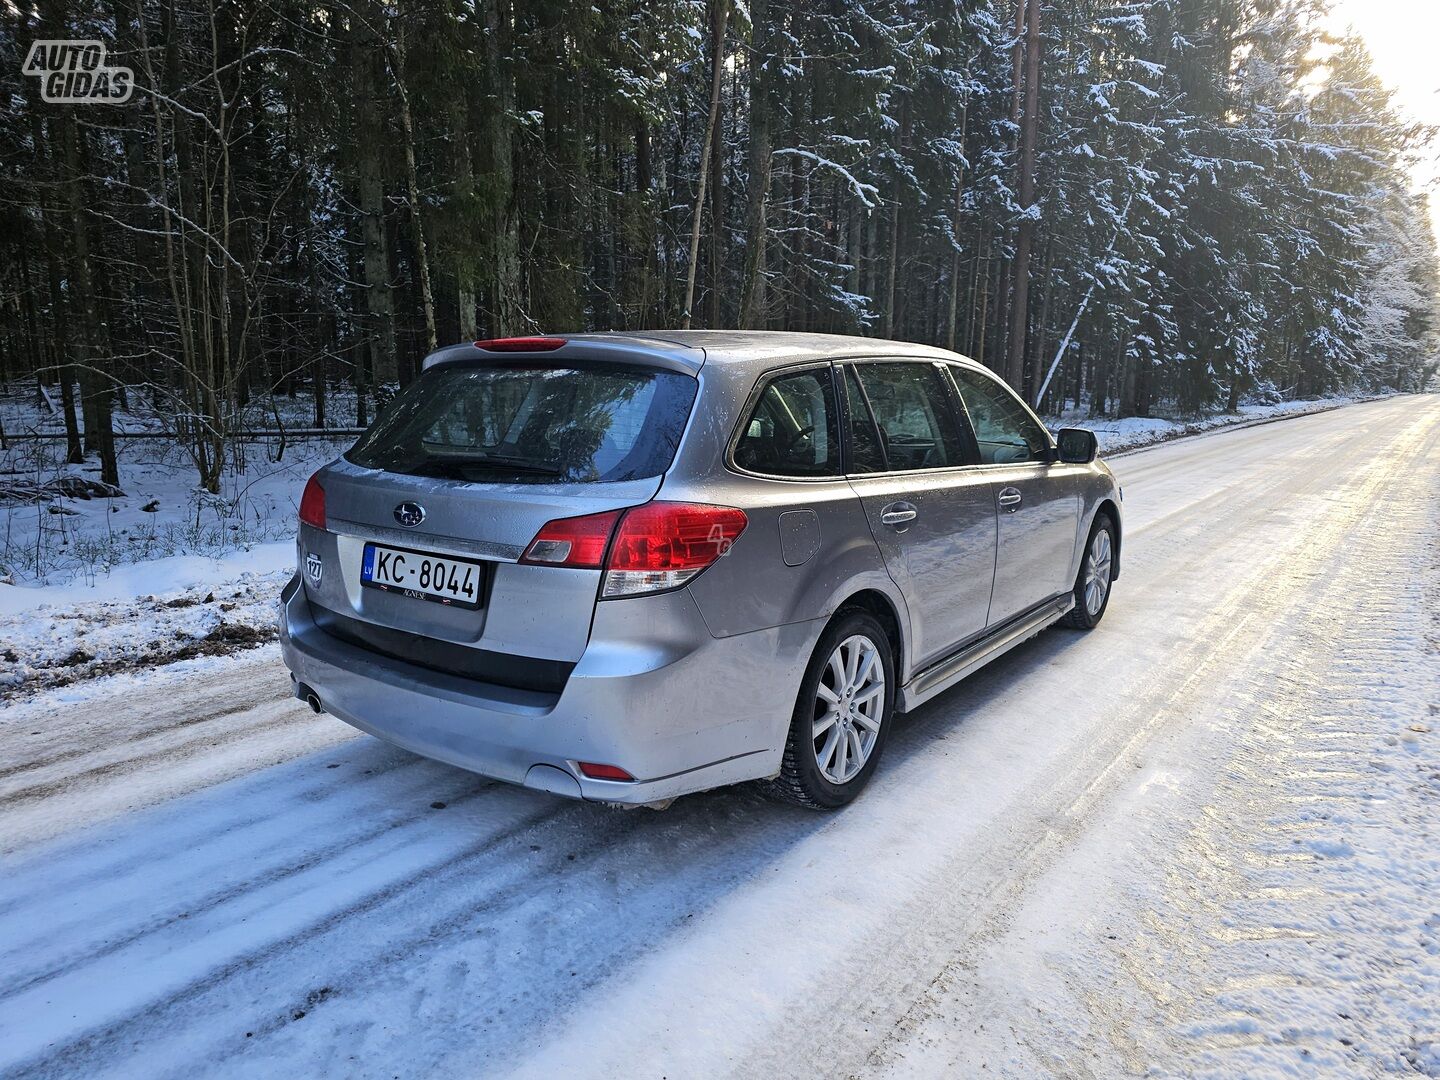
997,487,1023,512
880,502,918,528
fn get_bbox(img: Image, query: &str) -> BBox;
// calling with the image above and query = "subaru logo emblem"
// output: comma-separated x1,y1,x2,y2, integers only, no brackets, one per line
394,501,426,528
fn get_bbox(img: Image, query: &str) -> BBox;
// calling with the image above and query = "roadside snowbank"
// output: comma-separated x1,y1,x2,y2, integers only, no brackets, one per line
1047,393,1365,454
0,548,291,698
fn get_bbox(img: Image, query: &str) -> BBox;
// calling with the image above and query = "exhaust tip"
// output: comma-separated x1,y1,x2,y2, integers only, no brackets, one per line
296,682,324,714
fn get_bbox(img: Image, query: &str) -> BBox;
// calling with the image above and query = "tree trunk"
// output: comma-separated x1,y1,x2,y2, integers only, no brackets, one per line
883,199,901,339
945,157,965,351
632,119,658,328
35,148,85,465
389,14,438,357
737,0,773,329
706,34,727,329
1005,0,1041,391
480,0,521,334
1030,236,1054,407
976,232,992,368
453,103,478,342
352,10,397,385
59,105,118,486
682,0,729,330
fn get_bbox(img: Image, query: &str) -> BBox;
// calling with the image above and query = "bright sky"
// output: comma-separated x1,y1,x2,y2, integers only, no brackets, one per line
1326,0,1440,193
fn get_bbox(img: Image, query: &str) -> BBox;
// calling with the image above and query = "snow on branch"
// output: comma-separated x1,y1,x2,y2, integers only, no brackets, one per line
772,149,881,207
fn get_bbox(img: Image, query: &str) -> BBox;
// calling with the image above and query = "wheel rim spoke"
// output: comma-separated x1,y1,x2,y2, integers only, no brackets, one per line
851,647,877,691
852,708,881,733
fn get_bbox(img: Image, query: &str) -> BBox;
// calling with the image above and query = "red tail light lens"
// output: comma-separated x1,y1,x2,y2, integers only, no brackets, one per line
299,473,326,530
518,509,621,569
474,336,568,352
518,502,747,599
603,502,747,598
577,761,635,782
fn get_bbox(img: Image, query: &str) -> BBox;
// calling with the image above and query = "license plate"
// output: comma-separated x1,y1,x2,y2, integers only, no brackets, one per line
360,543,483,609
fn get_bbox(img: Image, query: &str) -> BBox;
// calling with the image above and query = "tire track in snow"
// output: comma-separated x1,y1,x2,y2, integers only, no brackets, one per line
0,651,356,853
0,762,500,998
0,795,573,1076
1139,466,1440,1075
0,705,320,809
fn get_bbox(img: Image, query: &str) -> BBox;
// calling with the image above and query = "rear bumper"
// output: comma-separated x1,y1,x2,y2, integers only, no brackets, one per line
277,574,821,804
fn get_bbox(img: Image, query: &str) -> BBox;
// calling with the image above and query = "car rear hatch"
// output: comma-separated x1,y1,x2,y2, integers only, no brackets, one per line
298,338,701,686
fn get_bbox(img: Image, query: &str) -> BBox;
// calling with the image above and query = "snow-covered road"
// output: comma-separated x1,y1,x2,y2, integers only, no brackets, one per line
2,395,1437,1079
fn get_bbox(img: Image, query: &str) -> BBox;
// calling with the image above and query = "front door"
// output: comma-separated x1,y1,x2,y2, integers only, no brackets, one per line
842,361,998,674
946,364,1079,625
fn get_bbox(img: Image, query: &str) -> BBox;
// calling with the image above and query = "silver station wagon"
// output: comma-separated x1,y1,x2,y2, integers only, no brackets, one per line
280,332,1121,809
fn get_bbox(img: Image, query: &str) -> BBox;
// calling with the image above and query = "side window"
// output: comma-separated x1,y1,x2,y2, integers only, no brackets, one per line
733,368,841,477
852,362,968,471
948,366,1052,465
842,367,887,473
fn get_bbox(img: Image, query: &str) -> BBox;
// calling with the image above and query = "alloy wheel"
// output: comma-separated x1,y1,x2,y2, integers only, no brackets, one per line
812,634,885,784
1084,528,1113,615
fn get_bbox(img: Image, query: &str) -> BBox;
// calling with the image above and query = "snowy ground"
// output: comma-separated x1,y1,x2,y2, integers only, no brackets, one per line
0,387,345,694
0,393,1435,1078
0,385,354,587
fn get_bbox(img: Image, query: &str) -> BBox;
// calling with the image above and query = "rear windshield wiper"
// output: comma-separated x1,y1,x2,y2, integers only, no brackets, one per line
410,454,566,478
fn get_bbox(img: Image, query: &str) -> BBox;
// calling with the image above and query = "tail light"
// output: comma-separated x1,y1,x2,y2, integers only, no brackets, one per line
474,336,567,352
603,502,747,598
518,502,748,598
518,509,621,568
299,473,326,530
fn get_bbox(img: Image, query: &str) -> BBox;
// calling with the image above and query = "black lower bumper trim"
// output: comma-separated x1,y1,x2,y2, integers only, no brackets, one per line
310,604,574,694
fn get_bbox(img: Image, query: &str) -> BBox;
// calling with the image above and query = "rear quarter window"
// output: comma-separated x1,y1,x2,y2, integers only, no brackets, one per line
732,368,841,477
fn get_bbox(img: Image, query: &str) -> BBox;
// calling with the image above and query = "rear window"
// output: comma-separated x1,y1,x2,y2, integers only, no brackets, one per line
347,362,697,483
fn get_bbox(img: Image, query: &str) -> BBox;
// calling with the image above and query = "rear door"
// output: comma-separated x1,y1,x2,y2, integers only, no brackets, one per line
841,361,998,673
946,364,1079,625
303,357,697,664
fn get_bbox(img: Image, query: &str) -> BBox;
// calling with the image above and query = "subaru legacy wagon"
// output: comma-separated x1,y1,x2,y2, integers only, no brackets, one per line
279,332,1120,809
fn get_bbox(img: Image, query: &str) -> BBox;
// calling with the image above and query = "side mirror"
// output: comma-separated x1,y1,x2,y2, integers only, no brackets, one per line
1056,427,1098,464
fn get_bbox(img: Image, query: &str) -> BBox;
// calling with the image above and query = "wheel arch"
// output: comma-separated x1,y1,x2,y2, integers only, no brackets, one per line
1093,498,1121,579
833,588,905,685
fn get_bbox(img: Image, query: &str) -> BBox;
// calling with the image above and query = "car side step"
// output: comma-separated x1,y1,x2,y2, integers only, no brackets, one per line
899,594,1075,712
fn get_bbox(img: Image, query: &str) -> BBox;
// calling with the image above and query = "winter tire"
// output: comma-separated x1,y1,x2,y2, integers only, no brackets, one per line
1060,513,1115,629
759,610,896,809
